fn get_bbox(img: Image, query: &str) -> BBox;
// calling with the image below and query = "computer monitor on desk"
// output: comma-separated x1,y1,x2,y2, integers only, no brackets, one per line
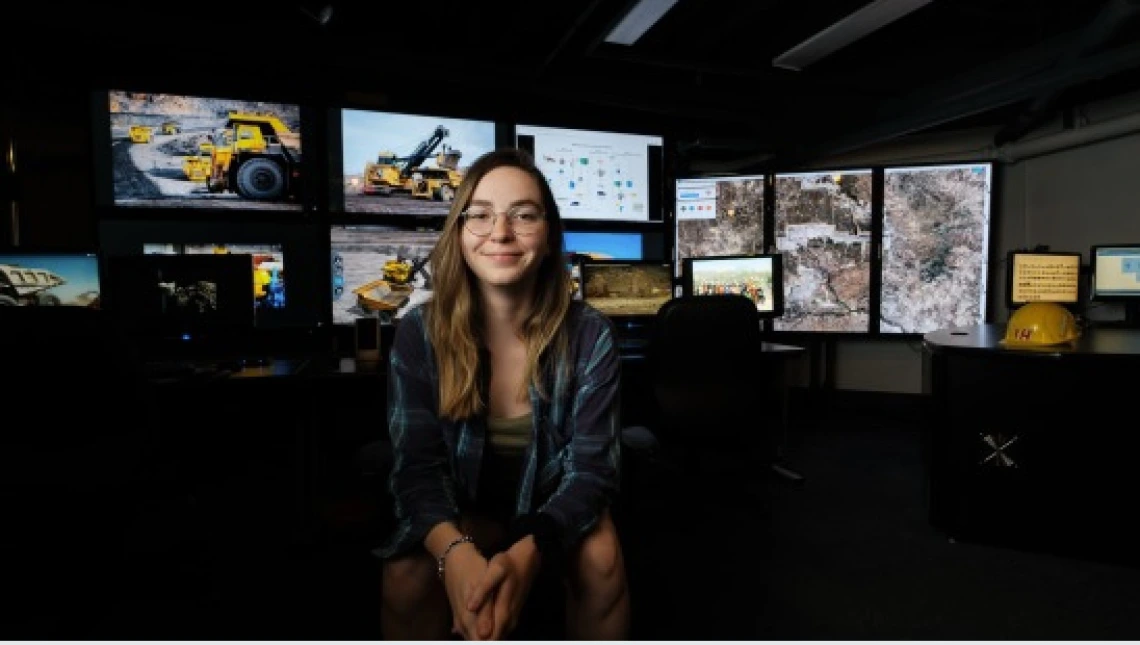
1006,250,1082,312
102,253,255,360
682,253,784,319
1090,244,1140,327
580,260,673,350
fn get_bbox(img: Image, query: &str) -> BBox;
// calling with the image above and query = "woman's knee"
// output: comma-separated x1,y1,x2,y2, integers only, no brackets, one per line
570,510,625,589
381,552,439,613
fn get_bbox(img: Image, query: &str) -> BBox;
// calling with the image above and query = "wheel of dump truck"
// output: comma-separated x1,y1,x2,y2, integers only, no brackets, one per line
35,293,61,306
0,295,17,306
236,158,286,200
438,184,455,202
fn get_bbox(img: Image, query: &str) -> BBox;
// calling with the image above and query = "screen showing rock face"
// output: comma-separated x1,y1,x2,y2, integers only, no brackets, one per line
581,261,674,318
773,171,872,333
675,175,765,272
880,164,992,334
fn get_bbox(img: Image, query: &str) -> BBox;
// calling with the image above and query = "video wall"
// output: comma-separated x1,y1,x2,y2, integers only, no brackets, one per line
84,85,1001,342
673,163,995,336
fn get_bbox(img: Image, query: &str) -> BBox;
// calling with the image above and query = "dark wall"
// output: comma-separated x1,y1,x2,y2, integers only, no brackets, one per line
5,71,97,248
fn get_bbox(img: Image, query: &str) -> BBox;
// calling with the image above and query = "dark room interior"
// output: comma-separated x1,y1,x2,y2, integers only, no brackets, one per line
5,0,1140,640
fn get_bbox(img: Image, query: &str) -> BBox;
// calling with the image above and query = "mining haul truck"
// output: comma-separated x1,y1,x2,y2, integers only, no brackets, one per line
0,264,68,306
206,112,303,201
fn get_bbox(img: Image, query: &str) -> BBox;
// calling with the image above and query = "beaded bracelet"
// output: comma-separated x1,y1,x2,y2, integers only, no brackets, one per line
436,535,475,581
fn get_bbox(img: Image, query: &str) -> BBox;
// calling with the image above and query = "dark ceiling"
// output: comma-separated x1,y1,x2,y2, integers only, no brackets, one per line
15,0,1140,174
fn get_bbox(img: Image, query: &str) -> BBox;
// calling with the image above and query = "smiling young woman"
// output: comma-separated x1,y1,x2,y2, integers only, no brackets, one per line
376,148,630,641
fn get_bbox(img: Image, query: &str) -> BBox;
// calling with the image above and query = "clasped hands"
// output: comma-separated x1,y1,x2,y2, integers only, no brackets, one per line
444,537,541,640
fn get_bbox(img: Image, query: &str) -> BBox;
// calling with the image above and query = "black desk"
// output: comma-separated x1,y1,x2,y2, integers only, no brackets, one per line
923,324,1140,564
138,342,808,542
142,356,318,543
761,342,808,482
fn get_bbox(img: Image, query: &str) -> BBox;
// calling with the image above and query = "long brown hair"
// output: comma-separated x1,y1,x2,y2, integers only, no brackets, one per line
427,148,572,420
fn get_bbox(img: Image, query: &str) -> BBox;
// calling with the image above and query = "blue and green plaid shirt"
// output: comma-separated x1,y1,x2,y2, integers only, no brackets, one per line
374,300,622,559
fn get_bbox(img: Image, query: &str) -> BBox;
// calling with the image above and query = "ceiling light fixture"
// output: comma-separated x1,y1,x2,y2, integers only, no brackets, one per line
772,0,933,71
604,0,680,46
300,3,334,26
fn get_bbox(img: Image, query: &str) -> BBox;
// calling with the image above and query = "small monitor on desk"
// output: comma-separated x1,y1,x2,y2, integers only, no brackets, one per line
580,260,673,346
1006,250,1082,310
682,253,784,318
102,253,256,358
1090,243,1140,326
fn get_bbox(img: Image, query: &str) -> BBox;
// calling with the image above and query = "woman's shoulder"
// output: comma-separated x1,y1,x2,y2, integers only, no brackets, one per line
400,302,428,326
391,303,430,350
568,300,617,338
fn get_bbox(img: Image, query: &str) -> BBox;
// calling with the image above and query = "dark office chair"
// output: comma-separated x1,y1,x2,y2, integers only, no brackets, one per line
617,294,776,639
625,294,774,499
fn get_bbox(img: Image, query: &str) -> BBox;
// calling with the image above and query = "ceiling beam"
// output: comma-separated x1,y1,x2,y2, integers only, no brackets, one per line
772,0,934,71
541,0,608,70
763,37,1140,170
993,0,1140,146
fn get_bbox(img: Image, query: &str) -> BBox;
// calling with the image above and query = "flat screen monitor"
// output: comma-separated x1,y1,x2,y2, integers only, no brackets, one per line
682,254,784,318
1006,250,1082,308
1090,244,1140,326
564,230,645,260
330,224,441,325
1090,244,1140,300
102,253,255,357
881,163,992,334
97,219,325,334
515,124,664,223
95,90,306,211
0,251,101,308
579,260,673,321
333,108,499,217
773,169,873,334
674,175,766,266
142,243,287,320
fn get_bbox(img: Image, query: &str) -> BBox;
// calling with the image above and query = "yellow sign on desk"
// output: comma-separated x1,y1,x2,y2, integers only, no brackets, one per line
1010,253,1081,304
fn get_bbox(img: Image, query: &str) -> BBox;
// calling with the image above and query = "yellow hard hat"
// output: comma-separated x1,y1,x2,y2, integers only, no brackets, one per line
1001,302,1081,347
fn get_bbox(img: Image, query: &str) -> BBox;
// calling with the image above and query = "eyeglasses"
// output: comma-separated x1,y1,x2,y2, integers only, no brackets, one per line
461,206,546,237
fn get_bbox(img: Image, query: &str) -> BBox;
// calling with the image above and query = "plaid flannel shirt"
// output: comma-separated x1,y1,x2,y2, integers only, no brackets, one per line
374,300,622,559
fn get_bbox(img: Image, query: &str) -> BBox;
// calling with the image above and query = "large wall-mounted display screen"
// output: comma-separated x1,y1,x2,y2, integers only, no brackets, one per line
674,175,765,266
330,224,441,325
96,219,324,333
773,170,873,333
98,90,305,211
0,252,101,307
881,163,992,334
335,109,498,217
516,124,663,223
143,243,288,319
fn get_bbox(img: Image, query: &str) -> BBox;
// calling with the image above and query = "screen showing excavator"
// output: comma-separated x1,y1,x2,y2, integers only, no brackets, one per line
336,108,498,218
329,224,441,325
